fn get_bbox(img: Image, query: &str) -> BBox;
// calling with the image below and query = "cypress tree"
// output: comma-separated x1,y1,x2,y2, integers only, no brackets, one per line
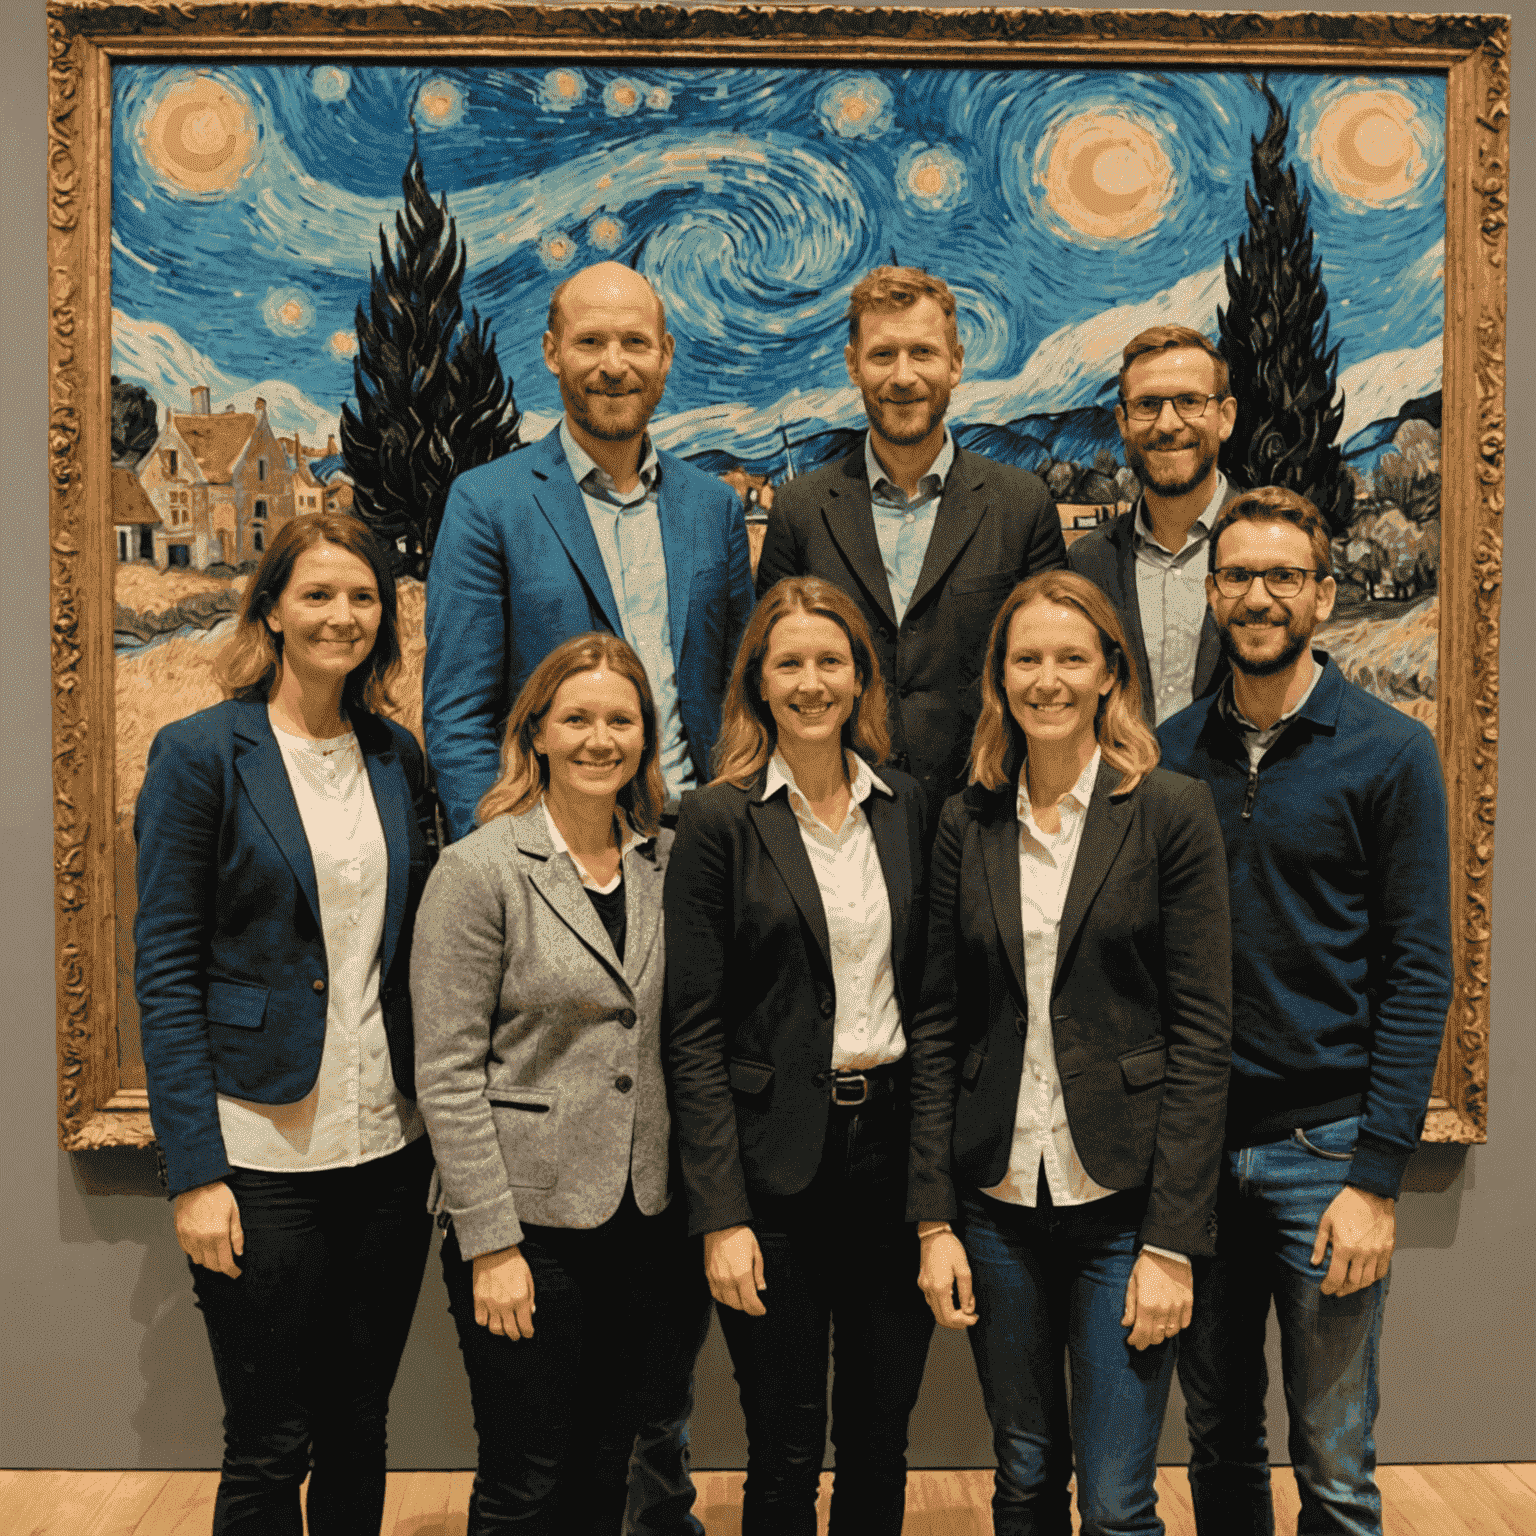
1218,82,1352,536
341,149,519,579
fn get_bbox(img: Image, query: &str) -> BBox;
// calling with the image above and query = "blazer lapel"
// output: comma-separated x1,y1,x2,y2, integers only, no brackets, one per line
747,793,832,976
1114,511,1155,711
978,803,1029,1015
822,450,897,627
358,717,411,980
656,451,698,672
515,811,628,987
527,433,624,636
863,786,911,1004
621,837,665,987
232,704,321,929
905,451,987,616
1053,761,1135,989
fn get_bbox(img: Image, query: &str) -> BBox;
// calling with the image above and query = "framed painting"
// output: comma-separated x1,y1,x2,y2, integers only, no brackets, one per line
48,4,1507,1152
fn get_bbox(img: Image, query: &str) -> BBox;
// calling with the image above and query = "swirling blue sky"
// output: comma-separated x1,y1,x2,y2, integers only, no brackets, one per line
111,64,1445,456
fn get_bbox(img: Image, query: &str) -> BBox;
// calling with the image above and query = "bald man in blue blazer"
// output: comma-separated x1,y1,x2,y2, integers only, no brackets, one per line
425,262,755,846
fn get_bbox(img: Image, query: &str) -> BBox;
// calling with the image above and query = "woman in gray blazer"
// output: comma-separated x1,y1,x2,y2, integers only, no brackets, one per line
412,633,701,1536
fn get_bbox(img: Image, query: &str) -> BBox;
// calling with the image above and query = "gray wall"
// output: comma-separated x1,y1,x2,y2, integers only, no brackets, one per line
3,0,1531,1472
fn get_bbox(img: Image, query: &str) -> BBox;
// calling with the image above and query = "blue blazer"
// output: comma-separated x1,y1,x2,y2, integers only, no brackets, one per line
423,429,757,841
133,699,435,1198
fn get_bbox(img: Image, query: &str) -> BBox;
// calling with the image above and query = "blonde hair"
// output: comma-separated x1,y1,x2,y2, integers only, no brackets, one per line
970,571,1159,796
215,513,400,714
711,577,890,788
847,266,960,353
475,633,665,834
1119,324,1230,399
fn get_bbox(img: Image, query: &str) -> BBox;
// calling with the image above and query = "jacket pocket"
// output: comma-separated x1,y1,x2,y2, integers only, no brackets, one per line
206,979,269,1030
487,1086,560,1189
728,1059,774,1096
1119,1043,1166,1089
961,1047,988,1091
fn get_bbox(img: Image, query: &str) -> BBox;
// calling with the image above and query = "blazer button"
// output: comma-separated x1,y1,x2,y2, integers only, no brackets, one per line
618,1008,637,1029
819,998,833,1018
614,1075,633,1093
312,979,325,993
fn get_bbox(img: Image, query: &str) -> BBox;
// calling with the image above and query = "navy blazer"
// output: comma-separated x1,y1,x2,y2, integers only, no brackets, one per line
133,699,435,1198
912,761,1233,1258
664,764,943,1237
423,429,757,841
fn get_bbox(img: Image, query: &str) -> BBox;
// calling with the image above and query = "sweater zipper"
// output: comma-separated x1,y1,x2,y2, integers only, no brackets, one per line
1242,762,1260,820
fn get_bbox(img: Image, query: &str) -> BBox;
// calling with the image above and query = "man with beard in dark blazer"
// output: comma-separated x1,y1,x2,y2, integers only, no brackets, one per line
755,267,1066,820
1069,325,1243,725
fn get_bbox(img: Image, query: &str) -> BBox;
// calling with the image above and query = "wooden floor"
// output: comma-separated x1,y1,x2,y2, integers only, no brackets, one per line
1,1465,1533,1535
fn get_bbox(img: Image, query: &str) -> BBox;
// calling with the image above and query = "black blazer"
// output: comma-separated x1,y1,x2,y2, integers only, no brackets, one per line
664,764,943,1236
910,761,1233,1257
1066,488,1243,725
757,446,1066,816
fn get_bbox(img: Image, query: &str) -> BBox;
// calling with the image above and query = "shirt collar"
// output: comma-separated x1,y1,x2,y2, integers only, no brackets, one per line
864,427,954,501
1219,651,1328,735
560,418,661,501
764,748,892,809
540,798,651,868
1016,746,1102,829
1133,470,1227,555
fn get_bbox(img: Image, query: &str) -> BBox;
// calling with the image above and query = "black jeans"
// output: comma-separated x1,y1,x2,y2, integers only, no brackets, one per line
189,1135,434,1536
715,1091,937,1536
442,1186,709,1535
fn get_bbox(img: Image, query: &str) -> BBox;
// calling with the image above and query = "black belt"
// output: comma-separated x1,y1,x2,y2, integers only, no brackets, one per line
818,1060,905,1107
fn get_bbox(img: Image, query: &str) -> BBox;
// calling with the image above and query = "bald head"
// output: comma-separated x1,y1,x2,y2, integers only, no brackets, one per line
546,262,667,342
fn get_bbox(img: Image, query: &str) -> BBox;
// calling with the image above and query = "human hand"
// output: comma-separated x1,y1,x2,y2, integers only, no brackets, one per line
1121,1250,1192,1351
173,1180,244,1277
917,1228,977,1329
472,1246,537,1337
1311,1186,1395,1296
704,1225,767,1315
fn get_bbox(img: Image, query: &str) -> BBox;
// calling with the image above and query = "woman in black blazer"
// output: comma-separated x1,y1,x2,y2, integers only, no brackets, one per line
134,515,435,1536
665,576,943,1536
913,570,1232,1536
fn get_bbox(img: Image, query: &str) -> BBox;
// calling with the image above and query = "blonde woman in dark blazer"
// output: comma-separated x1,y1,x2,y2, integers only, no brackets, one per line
412,633,703,1536
913,570,1233,1536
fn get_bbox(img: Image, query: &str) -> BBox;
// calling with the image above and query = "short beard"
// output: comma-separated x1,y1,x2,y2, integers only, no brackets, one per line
1218,619,1311,678
1126,439,1217,499
561,377,658,443
866,386,949,449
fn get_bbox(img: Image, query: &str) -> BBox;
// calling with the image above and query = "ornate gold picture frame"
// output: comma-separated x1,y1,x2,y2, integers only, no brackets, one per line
49,4,1507,1152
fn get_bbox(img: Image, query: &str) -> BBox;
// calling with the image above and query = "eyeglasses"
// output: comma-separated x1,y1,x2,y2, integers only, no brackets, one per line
1121,392,1225,422
1211,566,1325,600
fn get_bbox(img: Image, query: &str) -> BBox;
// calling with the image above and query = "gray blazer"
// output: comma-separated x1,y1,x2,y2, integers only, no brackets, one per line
411,805,672,1259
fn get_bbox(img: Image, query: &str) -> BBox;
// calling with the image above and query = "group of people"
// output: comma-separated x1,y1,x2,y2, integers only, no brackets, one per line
134,261,1454,1536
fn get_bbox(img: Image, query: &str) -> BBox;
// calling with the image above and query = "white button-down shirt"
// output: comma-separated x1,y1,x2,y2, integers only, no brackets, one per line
865,428,955,623
1133,472,1226,724
217,715,423,1170
541,799,651,894
561,421,694,801
764,750,905,1071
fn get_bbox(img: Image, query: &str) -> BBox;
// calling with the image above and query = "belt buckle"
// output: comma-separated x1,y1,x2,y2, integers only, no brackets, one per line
831,1072,869,1106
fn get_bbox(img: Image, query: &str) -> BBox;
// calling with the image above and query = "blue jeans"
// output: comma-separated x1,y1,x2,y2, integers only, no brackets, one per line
1178,1116,1389,1536
960,1185,1177,1536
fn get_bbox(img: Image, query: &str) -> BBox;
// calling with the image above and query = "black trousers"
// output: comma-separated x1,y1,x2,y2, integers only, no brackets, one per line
442,1186,710,1535
715,1091,937,1536
189,1135,434,1536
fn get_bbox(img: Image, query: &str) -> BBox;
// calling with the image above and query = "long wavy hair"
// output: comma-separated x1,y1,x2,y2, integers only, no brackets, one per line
970,570,1159,795
711,576,890,788
475,632,665,835
215,513,400,715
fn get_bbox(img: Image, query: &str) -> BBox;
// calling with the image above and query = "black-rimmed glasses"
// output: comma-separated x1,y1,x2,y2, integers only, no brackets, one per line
1120,392,1225,422
1211,566,1326,600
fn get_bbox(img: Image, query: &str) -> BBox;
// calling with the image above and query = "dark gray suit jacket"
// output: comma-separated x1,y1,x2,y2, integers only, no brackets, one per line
1066,485,1243,725
756,444,1066,817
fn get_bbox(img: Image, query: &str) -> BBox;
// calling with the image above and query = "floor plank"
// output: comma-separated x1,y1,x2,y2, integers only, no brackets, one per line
1504,1462,1536,1499
81,1474,173,1536
129,1472,219,1536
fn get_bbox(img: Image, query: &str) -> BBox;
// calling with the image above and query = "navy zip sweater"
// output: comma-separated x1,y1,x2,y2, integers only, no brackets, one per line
1157,654,1453,1199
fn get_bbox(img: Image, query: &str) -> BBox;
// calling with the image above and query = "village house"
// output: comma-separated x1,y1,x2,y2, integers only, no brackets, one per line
111,466,162,563
135,387,300,569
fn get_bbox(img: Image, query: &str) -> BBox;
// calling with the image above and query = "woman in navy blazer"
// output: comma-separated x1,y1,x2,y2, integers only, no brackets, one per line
912,571,1232,1536
134,514,435,1536
665,577,944,1536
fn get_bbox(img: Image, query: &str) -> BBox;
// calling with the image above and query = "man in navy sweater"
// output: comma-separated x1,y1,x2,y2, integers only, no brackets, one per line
1158,486,1453,1536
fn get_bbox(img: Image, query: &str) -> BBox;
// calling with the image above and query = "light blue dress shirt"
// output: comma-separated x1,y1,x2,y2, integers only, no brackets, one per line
559,421,694,800
864,428,955,622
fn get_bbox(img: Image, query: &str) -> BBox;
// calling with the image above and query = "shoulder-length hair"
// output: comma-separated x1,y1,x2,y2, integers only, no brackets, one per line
476,632,666,835
970,570,1159,796
214,513,401,715
712,576,890,788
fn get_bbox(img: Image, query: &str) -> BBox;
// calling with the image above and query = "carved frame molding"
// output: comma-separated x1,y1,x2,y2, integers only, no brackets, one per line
48,4,1507,1149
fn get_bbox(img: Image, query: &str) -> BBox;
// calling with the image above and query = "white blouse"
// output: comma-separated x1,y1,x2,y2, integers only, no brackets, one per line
765,750,905,1071
215,712,423,1171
